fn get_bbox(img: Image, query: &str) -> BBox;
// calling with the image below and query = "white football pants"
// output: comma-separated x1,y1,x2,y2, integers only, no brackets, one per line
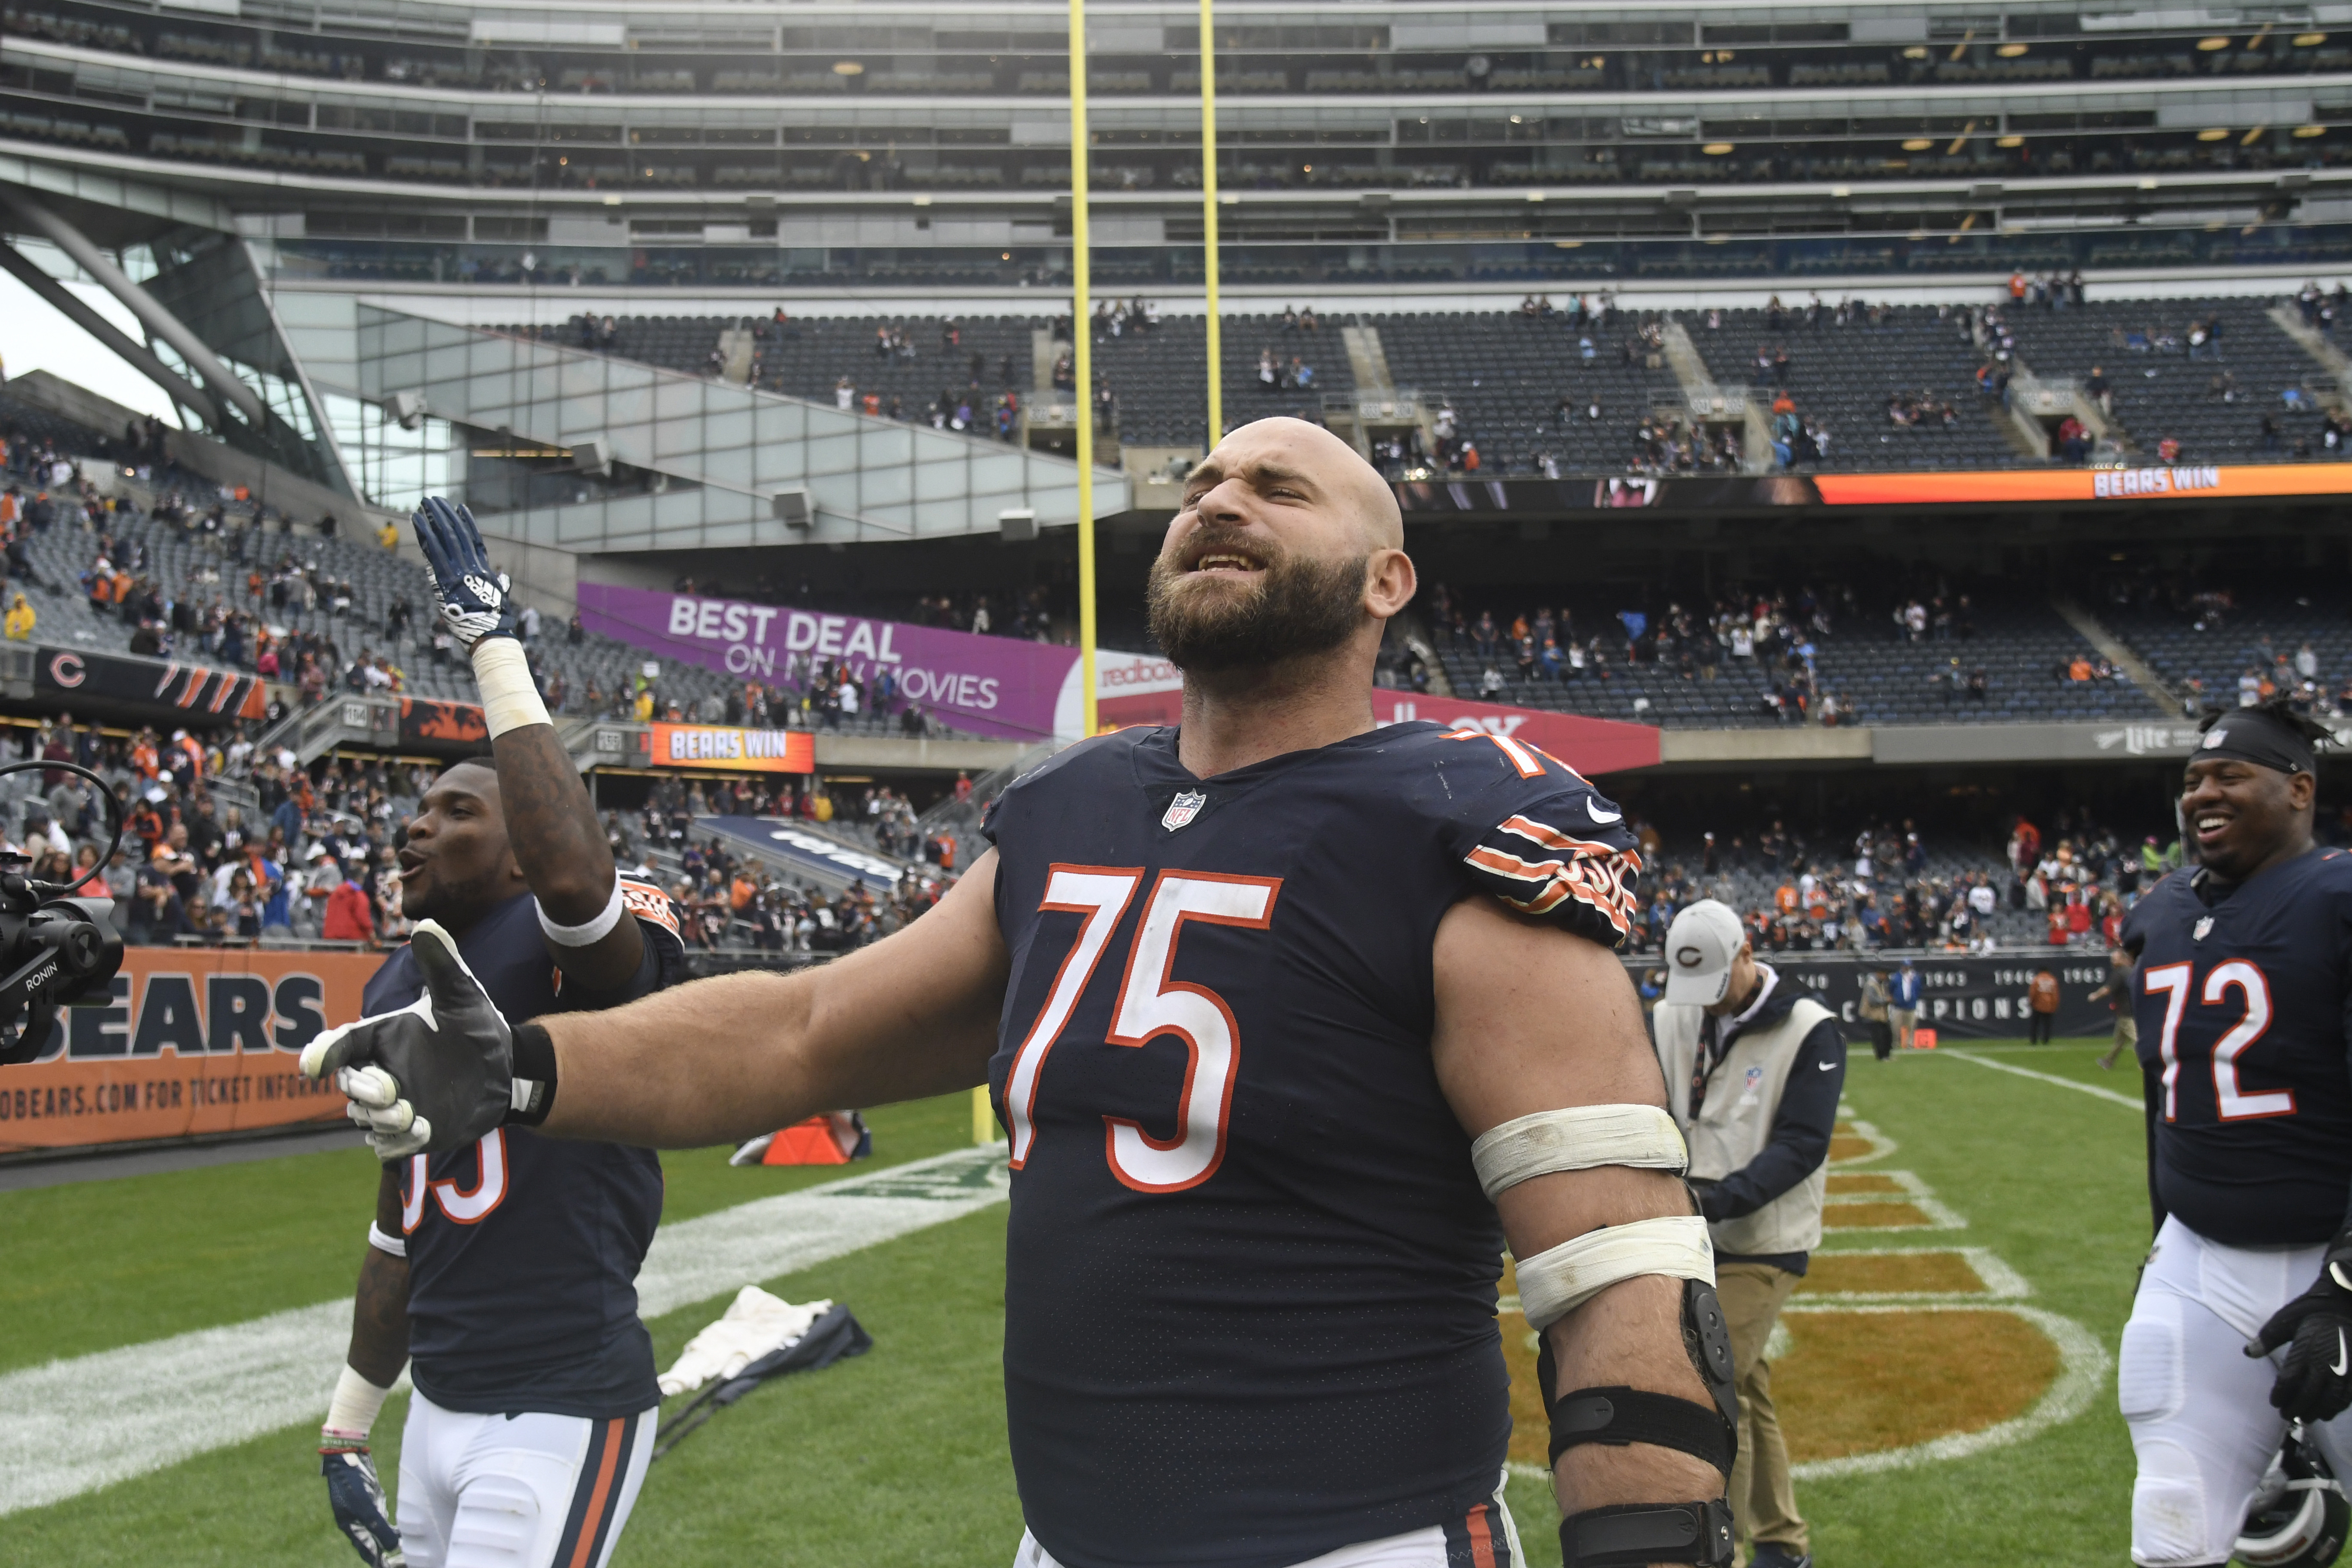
1016,1468,1523,1568
2122,1215,2352,1565
396,1392,658,1568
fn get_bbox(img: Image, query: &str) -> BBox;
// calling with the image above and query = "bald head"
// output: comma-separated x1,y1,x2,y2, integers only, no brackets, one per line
1187,417,1404,554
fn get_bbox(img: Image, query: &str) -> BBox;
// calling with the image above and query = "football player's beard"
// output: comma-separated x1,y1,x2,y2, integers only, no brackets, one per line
1145,542,1369,674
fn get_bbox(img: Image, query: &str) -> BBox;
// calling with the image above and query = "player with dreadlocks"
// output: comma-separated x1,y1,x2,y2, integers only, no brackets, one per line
2115,697,2352,1568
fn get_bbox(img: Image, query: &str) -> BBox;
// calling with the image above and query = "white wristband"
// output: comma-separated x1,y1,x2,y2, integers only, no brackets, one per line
471,636,551,739
536,881,625,948
366,1223,406,1258
324,1363,393,1440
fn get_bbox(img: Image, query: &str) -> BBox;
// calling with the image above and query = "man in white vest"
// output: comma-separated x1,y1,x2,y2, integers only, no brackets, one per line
1653,899,1847,1568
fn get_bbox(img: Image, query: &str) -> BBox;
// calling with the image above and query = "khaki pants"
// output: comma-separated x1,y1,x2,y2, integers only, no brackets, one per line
1717,1262,1807,1558
1889,1006,1918,1050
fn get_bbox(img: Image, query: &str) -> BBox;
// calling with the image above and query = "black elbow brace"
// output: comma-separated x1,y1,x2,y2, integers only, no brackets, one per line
1541,1277,1740,1568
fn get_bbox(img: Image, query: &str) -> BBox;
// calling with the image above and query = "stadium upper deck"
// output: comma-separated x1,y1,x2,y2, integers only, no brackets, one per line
10,1,2352,287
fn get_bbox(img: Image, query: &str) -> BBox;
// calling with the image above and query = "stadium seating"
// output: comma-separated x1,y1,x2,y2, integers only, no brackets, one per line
1428,585,2173,729
1995,299,2333,462
1684,305,2023,471
548,296,2348,476
2103,585,2351,712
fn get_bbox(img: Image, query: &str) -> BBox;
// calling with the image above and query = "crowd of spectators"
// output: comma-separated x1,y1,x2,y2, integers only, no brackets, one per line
1427,581,1865,726
1616,807,2170,957
616,776,960,953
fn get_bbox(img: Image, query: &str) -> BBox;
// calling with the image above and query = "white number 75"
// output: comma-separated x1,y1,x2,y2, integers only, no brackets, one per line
1002,864,1282,1192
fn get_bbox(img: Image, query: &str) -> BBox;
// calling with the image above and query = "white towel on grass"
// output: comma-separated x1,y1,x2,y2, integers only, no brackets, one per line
658,1287,833,1398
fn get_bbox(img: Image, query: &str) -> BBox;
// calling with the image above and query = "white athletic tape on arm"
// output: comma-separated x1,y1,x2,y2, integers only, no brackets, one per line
324,1363,393,1440
365,1223,406,1258
1515,1215,1715,1332
471,636,550,738
536,881,625,948
1471,1104,1688,1200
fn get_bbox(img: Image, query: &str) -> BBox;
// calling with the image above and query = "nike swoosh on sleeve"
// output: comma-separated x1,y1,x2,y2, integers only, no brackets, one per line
2333,1329,2347,1378
1585,800,1623,824
1819,1060,1838,1070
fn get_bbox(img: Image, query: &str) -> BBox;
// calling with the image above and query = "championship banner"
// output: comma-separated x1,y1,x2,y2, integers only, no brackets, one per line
33,646,268,721
652,722,816,773
1094,650,1662,774
577,584,1081,742
0,946,381,1154
1621,951,2119,1040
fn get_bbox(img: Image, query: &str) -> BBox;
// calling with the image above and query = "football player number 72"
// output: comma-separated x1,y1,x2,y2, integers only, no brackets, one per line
1002,865,1282,1193
2145,960,2290,1122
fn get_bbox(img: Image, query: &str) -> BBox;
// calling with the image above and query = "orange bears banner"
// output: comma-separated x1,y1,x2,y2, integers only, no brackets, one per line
0,946,382,1155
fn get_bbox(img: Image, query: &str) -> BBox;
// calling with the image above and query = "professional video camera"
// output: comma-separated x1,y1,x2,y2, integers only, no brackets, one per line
0,759,125,1066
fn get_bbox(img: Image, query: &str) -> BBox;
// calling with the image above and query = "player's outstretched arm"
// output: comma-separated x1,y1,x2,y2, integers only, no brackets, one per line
410,494,642,985
317,1169,409,1568
532,848,1009,1147
1432,896,1731,1566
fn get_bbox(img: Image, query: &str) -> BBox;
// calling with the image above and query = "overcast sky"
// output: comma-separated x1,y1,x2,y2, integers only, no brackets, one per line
0,260,185,426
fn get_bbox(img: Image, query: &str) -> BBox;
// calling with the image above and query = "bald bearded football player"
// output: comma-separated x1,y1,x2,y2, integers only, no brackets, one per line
307,417,1743,1568
2117,700,2352,1568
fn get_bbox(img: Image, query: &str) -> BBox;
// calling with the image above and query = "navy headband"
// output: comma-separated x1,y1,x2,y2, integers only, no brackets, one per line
2196,709,2317,776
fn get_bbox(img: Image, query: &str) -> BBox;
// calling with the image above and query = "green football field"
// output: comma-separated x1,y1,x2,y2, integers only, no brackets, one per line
0,1040,2151,1567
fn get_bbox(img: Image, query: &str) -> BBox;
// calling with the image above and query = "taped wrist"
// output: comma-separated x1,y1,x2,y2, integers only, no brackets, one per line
504,1021,556,1126
1536,1278,1739,1475
471,636,550,738
1560,1499,1734,1568
536,881,625,948
322,1363,392,1449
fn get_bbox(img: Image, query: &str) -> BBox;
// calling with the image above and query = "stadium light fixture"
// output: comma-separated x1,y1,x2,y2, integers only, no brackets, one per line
1901,139,1933,151
2197,35,2231,50
2296,125,2328,137
1997,135,2023,148
1903,45,1928,59
2197,128,2229,141
1702,142,1734,155
1996,43,2028,58
2294,32,2327,46
2243,125,2269,145
833,61,864,75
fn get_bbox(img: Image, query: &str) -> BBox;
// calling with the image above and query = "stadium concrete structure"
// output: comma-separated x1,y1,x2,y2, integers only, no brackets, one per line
3,0,2352,783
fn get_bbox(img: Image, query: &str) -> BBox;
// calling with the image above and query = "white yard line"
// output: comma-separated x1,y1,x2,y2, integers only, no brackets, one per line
1943,1049,2145,1110
0,1144,1009,1519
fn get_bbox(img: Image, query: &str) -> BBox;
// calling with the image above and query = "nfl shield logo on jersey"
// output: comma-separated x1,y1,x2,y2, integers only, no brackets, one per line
1161,789,1207,832
2193,916,2214,941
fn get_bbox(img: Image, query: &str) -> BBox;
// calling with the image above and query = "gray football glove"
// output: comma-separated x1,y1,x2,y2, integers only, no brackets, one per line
412,496,517,650
302,920,514,1161
320,1445,405,1568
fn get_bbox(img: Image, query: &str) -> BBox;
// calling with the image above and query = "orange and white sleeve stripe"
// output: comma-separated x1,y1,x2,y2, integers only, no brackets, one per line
1462,813,1644,942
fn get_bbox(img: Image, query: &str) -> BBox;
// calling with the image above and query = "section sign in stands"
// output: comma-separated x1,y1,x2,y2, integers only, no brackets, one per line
1094,650,1662,774
34,646,268,721
0,946,379,1153
577,584,1081,742
695,815,905,890
654,724,815,773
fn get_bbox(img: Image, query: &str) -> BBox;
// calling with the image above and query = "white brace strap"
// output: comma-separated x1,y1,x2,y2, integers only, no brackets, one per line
365,1222,406,1258
536,881,625,947
1471,1104,1688,1201
1515,1216,1716,1332
471,635,551,739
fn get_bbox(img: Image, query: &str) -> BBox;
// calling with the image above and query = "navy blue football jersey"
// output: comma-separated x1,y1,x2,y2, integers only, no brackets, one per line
980,721,1643,1568
363,881,685,1419
2122,849,2352,1247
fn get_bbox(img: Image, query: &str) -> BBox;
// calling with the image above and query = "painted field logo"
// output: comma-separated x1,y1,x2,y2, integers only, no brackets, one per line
1495,1113,2108,1480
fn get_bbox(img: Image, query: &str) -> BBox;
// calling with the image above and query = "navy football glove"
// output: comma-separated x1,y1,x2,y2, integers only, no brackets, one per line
320,1445,405,1568
2250,1244,2352,1423
412,496,517,649
301,920,514,1160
